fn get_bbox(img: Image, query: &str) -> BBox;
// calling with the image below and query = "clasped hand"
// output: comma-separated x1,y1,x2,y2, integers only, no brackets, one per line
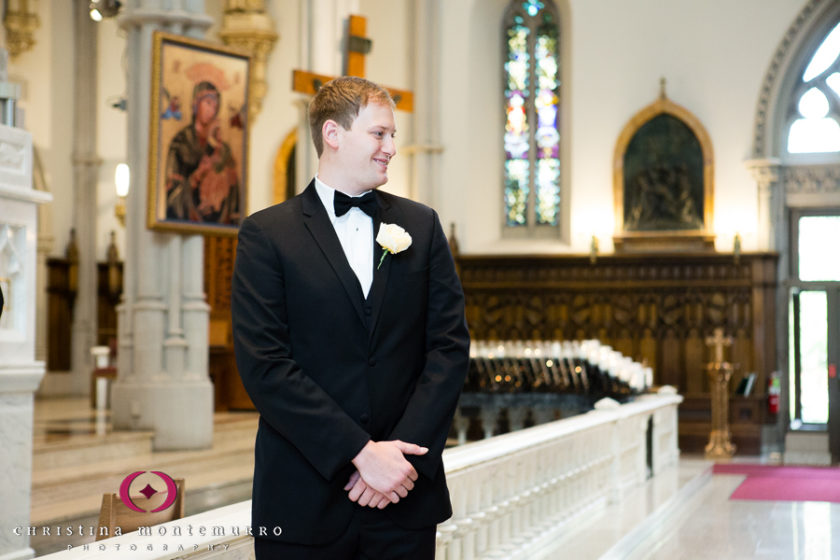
345,440,427,509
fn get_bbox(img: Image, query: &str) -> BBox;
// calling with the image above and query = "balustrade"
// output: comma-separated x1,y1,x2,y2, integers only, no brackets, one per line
38,395,681,560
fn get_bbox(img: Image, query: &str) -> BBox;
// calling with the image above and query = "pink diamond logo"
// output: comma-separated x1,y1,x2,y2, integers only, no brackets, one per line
139,483,158,500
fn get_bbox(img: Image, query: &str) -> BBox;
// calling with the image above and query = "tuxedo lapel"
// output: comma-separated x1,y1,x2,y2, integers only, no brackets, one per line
366,193,399,336
300,182,366,326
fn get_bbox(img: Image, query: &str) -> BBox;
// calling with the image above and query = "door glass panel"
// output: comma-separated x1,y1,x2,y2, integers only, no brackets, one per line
799,216,840,281
789,295,797,422
798,291,829,424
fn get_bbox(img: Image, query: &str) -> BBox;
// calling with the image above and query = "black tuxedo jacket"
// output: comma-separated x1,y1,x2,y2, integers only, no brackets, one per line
231,182,470,545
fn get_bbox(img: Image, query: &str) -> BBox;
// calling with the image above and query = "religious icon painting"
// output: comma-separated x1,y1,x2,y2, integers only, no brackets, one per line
147,31,250,236
612,86,716,252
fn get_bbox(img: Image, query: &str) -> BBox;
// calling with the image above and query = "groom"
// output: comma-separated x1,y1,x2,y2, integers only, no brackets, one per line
231,76,470,559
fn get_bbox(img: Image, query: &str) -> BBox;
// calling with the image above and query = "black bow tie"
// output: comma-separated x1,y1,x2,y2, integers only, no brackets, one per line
334,190,378,218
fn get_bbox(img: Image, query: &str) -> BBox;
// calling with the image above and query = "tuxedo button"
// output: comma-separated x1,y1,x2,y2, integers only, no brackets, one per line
368,358,377,367
360,413,370,424
364,305,372,316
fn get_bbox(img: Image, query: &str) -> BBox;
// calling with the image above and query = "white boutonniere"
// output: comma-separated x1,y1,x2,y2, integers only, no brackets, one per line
376,223,412,269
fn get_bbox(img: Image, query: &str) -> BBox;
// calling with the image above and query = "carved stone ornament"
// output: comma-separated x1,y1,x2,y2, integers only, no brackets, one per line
784,165,840,195
218,0,278,120
751,0,823,158
3,0,40,58
613,81,715,252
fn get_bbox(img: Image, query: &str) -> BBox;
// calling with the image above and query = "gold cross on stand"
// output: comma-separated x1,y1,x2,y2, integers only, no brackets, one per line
705,327,733,364
291,15,414,112
704,327,736,459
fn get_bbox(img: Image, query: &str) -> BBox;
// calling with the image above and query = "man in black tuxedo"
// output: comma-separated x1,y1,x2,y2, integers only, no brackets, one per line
232,76,470,559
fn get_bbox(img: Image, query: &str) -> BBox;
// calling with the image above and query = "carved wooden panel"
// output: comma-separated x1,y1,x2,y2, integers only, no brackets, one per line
457,252,778,453
46,258,74,371
96,262,122,347
204,236,237,347
204,235,254,410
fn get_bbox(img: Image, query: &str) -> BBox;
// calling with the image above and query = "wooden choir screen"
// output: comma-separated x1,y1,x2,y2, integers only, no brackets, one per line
456,252,778,453
204,235,254,410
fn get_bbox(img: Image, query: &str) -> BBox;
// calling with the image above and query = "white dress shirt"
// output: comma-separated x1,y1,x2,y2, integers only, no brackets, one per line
314,177,374,298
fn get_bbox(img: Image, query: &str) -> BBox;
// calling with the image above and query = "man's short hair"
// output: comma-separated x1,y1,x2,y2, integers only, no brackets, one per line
308,76,395,157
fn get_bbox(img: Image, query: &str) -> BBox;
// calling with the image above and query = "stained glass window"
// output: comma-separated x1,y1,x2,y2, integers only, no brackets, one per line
504,0,561,229
788,21,840,153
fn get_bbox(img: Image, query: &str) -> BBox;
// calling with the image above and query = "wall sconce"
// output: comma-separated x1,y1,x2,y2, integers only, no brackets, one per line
89,0,121,22
114,163,129,227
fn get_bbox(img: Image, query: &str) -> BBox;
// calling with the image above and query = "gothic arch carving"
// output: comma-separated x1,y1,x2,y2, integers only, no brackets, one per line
751,0,839,158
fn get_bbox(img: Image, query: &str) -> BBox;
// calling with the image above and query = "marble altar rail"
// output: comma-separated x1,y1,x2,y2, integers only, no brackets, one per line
37,394,681,560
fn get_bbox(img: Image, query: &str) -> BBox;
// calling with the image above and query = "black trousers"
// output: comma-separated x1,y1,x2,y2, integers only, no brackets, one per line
253,506,436,560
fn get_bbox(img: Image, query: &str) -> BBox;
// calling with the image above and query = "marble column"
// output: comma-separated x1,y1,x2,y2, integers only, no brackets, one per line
109,0,215,450
295,0,359,191
405,0,443,207
0,125,52,560
745,158,782,252
69,0,102,397
745,157,787,441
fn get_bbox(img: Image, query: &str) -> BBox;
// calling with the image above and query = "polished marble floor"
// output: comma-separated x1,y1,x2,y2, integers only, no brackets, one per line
628,478,840,560
29,398,840,559
543,457,840,560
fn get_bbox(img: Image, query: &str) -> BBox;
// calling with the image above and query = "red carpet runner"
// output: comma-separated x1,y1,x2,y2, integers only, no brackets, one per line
713,463,840,503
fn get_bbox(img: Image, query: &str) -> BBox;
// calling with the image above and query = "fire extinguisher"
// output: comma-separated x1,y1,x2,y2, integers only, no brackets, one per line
767,371,781,415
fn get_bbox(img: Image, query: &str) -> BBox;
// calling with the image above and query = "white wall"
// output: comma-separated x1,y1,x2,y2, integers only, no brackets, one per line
438,0,805,254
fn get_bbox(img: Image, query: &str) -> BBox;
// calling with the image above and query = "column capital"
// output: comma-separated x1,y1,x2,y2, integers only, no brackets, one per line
744,158,782,187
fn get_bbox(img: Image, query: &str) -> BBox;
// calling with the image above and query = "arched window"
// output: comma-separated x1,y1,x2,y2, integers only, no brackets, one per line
503,0,561,230
787,20,840,154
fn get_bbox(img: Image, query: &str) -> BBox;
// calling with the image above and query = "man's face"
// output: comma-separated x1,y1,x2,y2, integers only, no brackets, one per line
335,101,396,193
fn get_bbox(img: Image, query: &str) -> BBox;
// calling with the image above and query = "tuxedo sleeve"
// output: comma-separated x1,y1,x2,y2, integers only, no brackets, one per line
387,210,470,479
232,217,371,481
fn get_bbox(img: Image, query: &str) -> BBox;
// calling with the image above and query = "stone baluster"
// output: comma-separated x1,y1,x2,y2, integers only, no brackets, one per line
436,523,456,560
455,516,476,560
453,407,470,445
507,404,528,431
485,503,502,553
479,403,498,439
471,509,488,557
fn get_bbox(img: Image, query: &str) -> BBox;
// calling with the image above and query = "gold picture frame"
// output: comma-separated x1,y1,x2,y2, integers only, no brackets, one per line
147,31,250,236
613,92,715,252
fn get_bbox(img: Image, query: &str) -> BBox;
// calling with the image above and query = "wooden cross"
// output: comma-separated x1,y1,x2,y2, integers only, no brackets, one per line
291,15,414,112
705,328,732,363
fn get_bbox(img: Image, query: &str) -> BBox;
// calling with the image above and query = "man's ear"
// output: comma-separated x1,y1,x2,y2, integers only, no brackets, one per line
322,120,342,151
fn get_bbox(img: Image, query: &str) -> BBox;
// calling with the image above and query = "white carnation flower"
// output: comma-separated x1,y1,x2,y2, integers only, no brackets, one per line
376,223,412,268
